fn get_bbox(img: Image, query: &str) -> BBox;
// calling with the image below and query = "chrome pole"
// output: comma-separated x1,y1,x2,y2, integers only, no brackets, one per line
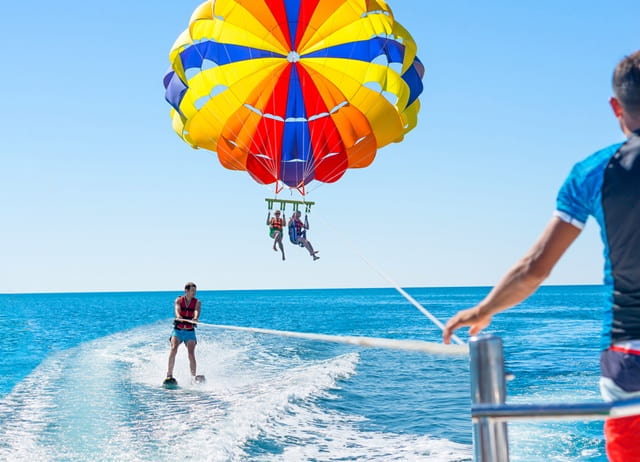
470,335,509,462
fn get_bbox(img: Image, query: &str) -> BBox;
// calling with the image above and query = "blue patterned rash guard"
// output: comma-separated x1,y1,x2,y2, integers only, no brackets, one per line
555,130,640,349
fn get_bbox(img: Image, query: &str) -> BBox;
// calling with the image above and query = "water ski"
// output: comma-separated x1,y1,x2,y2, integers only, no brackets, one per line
194,375,206,384
163,377,179,389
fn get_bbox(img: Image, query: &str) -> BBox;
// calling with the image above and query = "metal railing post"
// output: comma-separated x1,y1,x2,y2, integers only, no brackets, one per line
470,335,510,462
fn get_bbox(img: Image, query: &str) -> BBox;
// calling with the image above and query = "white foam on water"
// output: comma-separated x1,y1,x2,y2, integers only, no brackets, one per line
0,352,67,461
0,322,472,461
261,399,472,462
507,392,605,461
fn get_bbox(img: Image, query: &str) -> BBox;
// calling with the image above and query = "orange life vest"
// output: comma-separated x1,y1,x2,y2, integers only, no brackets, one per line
270,217,284,230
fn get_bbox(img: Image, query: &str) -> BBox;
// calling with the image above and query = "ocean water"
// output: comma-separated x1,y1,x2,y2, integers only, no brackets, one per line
0,286,607,461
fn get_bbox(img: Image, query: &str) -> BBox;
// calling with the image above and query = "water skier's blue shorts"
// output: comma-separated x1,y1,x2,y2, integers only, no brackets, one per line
171,328,197,344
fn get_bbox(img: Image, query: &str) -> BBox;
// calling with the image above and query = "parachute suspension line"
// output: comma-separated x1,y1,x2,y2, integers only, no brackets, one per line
183,16,396,200
197,322,468,356
201,42,281,185
315,215,465,346
302,15,363,190
194,48,357,199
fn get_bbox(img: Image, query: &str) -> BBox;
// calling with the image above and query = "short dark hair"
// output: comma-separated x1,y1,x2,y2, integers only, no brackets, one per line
185,282,197,290
613,51,640,117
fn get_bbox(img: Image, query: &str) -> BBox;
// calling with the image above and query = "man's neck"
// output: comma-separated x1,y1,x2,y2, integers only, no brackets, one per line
623,115,640,135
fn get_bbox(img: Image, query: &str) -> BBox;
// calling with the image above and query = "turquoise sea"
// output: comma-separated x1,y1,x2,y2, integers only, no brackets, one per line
0,286,607,461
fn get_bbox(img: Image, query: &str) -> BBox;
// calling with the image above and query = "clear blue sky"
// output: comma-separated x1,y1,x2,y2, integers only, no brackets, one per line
1,1,638,293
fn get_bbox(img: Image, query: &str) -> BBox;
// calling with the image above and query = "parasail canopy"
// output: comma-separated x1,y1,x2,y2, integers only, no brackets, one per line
164,0,424,195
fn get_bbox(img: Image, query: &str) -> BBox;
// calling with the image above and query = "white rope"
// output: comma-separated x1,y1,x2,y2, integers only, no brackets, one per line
312,216,466,346
360,254,464,345
198,322,468,356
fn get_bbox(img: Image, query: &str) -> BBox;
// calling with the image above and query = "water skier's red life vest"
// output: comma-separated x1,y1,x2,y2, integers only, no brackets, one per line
174,296,197,330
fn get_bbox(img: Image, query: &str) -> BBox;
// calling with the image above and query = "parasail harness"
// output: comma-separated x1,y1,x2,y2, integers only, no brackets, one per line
265,198,314,246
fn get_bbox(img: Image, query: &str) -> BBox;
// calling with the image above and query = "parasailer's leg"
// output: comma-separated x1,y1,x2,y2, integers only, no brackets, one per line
277,234,285,260
272,231,285,259
299,237,319,260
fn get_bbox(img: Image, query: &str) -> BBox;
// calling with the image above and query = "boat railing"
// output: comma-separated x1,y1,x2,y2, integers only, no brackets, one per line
470,334,640,461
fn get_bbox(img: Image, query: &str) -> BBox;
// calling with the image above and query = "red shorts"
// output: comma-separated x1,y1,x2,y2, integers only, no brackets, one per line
601,346,640,460
605,415,640,461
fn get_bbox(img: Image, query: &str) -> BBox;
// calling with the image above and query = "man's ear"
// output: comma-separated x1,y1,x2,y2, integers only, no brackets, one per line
610,97,624,118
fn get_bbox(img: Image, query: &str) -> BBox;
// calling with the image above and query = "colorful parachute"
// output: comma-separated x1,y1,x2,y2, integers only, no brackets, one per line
163,0,424,194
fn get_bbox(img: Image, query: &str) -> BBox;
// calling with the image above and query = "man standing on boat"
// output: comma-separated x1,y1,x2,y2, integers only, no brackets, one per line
443,51,640,462
166,282,201,384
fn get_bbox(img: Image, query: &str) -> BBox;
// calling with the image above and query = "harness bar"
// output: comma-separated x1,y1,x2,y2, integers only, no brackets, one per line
265,198,315,213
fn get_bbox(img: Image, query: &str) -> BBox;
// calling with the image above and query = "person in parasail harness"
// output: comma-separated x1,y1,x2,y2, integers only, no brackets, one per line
165,282,201,383
288,210,319,261
267,210,286,260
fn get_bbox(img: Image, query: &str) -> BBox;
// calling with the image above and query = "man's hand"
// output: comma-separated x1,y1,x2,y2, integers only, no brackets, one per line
442,307,492,344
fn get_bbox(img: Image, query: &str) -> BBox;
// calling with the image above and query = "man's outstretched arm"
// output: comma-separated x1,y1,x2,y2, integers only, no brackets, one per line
442,216,582,344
